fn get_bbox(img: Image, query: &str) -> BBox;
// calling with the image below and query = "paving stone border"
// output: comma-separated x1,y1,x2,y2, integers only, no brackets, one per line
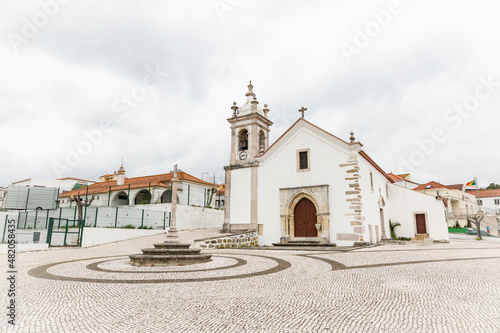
28,254,291,284
86,255,247,274
303,253,500,271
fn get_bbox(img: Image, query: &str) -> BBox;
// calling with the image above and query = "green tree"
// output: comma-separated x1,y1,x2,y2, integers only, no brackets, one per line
486,183,500,189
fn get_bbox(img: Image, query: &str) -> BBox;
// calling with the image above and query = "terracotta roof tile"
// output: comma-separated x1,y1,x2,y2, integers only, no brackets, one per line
60,171,216,198
413,181,454,191
388,173,404,181
475,189,500,198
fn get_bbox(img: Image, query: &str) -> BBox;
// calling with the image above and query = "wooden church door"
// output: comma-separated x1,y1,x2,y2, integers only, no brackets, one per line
294,198,317,237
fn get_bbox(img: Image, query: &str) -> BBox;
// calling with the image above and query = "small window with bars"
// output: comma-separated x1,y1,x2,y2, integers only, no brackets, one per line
495,199,500,205
297,149,310,172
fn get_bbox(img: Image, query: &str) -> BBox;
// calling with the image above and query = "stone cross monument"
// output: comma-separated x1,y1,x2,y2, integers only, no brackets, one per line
165,164,180,243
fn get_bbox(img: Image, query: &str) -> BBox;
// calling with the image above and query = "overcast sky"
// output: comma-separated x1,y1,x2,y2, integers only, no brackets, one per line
1,0,499,188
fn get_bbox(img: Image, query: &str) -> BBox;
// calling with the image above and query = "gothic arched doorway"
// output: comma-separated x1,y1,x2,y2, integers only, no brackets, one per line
294,198,317,237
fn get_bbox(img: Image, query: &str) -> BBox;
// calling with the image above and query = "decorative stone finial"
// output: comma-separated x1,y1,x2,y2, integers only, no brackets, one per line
231,101,239,117
251,96,259,111
263,104,269,118
349,131,355,143
245,81,256,98
299,106,307,118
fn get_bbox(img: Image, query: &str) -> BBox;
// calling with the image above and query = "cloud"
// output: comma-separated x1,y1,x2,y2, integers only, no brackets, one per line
0,0,499,187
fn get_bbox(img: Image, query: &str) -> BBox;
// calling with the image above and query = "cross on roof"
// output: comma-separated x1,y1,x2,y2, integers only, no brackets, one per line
299,106,307,118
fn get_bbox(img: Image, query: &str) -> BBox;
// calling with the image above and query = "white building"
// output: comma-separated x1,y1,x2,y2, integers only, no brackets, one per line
475,189,500,215
58,166,219,209
224,83,449,246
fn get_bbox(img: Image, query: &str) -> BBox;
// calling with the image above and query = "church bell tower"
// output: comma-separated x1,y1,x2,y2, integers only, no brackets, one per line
223,82,273,232
227,81,273,165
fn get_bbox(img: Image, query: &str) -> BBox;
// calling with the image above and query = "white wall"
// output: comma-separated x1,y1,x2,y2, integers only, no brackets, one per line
81,228,163,247
387,184,449,241
174,205,224,230
357,155,391,245
230,168,252,224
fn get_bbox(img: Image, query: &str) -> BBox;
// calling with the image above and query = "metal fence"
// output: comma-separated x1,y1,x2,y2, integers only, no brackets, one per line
16,206,170,231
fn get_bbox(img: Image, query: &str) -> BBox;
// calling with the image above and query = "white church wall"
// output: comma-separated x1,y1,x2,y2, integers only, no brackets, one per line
356,156,391,244
257,127,351,245
229,168,252,224
387,184,449,241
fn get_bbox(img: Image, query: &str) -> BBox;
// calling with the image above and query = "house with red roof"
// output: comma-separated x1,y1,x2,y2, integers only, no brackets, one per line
59,164,218,208
474,189,500,216
223,83,449,246
414,181,478,228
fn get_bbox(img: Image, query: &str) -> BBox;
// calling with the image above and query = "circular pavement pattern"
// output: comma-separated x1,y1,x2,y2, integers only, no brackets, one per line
28,254,292,284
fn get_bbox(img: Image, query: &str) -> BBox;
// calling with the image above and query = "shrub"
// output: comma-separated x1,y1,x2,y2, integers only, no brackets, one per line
138,226,153,229
389,220,401,240
121,224,136,229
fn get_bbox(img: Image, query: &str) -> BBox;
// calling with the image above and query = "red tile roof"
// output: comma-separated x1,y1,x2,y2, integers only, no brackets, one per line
59,171,216,198
475,189,500,198
388,173,404,181
413,181,453,191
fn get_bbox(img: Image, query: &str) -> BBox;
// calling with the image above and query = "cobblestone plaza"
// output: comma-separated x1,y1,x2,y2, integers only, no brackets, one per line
3,230,500,332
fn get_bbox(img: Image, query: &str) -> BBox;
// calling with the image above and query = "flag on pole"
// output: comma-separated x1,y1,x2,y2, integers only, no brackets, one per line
465,179,476,186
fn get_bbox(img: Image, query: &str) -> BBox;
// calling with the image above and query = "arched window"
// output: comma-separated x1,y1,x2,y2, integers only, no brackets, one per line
239,129,248,151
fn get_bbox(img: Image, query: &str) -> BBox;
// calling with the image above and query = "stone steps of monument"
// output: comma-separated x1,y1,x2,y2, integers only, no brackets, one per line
153,243,192,249
129,254,212,266
141,248,202,255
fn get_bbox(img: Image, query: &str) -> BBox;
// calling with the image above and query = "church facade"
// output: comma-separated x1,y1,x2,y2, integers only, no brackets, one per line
224,83,449,246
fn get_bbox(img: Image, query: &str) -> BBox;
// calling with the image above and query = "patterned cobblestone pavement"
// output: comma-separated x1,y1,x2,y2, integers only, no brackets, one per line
2,230,500,332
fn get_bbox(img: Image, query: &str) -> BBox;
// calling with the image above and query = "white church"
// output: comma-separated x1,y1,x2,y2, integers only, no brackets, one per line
223,82,449,246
